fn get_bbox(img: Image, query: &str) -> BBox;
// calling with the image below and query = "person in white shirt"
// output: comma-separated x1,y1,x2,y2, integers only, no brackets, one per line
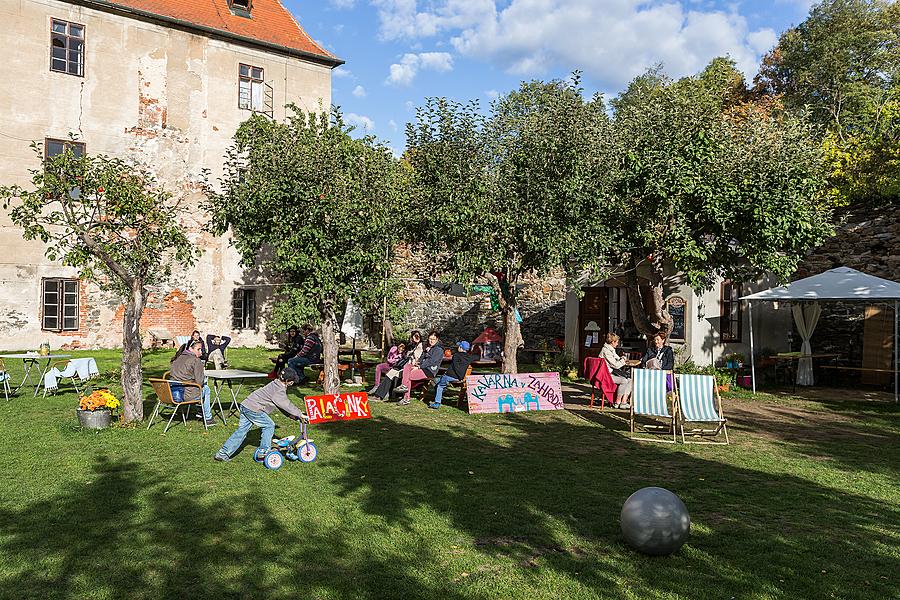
599,333,632,409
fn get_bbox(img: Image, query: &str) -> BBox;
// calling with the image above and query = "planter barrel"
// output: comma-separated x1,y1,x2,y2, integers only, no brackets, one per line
77,409,111,429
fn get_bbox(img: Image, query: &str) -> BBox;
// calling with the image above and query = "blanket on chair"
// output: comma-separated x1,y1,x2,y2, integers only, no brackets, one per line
44,358,99,392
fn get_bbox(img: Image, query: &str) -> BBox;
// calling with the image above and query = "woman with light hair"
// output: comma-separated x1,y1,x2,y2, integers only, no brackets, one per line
599,332,632,409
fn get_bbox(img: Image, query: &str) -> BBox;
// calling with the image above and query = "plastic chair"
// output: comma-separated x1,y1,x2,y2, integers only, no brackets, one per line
147,378,207,433
630,368,677,443
675,374,729,444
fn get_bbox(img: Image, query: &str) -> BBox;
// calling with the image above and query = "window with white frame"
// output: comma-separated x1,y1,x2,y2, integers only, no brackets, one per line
238,64,264,111
51,19,84,76
232,289,257,330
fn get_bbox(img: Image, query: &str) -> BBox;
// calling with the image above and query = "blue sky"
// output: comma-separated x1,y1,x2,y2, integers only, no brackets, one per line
284,0,816,154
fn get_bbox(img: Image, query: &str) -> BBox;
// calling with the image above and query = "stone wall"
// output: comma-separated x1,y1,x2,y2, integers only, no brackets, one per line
390,246,567,347
793,203,899,364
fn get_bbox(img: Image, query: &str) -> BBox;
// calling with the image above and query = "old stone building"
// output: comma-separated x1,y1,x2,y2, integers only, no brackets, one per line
0,0,340,350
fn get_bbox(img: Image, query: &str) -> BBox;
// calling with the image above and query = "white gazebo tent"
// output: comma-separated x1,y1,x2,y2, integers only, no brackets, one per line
741,267,900,403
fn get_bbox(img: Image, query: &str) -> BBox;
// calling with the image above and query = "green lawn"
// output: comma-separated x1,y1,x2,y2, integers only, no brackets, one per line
0,348,897,599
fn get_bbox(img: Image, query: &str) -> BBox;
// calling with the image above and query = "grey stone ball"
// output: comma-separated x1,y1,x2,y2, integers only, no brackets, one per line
620,487,691,556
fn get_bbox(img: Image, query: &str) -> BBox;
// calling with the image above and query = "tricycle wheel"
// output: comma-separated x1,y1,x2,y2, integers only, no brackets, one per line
298,442,318,463
264,450,284,470
253,448,267,462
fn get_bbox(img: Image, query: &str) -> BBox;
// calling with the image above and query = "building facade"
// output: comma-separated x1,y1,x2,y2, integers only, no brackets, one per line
0,0,339,349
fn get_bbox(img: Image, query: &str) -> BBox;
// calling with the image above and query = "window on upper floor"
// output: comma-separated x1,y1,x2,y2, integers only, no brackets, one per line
42,278,80,331
229,0,252,18
51,19,84,77
238,64,265,111
720,280,742,342
45,138,85,160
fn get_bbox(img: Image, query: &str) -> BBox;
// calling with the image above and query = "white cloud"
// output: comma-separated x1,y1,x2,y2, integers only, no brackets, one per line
485,89,499,100
386,51,454,86
331,0,355,8
353,85,367,97
372,1,779,88
333,67,353,78
405,100,415,112
388,119,398,131
345,113,375,132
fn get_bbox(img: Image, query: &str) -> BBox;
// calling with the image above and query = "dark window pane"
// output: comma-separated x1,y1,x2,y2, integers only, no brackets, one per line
44,280,59,294
63,318,77,330
70,25,83,38
51,58,66,72
52,47,66,59
44,304,58,317
239,64,250,77
71,143,85,157
252,67,263,79
68,50,81,63
52,21,67,34
52,35,66,49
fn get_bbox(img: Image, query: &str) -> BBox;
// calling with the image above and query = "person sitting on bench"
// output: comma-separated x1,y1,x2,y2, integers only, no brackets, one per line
428,340,477,409
287,325,323,384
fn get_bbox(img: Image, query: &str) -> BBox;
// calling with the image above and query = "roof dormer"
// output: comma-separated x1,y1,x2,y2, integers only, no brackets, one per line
228,0,252,18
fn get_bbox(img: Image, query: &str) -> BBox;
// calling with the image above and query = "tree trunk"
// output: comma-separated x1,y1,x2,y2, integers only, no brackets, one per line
320,303,340,394
121,280,145,423
502,298,521,374
625,251,673,341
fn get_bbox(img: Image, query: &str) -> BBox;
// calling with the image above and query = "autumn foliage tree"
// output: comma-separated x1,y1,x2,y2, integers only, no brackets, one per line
1,145,198,422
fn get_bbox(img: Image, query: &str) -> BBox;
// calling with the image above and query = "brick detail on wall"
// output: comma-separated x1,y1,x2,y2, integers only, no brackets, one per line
112,289,198,343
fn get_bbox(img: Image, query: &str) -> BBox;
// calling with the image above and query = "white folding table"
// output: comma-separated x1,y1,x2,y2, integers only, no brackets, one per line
204,369,270,423
0,353,72,398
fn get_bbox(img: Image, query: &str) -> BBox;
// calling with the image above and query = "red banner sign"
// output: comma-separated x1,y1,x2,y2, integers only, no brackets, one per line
304,392,372,424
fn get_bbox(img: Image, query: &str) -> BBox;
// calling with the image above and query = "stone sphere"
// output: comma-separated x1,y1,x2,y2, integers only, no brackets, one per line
620,487,691,556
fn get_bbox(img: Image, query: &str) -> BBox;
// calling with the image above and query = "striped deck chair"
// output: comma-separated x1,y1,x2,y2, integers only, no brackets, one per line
630,369,676,443
676,374,729,445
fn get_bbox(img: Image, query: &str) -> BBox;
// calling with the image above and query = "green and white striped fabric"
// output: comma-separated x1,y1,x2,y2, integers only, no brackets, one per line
632,369,669,417
678,374,722,422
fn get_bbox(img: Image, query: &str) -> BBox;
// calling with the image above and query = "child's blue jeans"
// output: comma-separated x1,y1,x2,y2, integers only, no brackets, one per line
217,405,275,458
432,374,459,405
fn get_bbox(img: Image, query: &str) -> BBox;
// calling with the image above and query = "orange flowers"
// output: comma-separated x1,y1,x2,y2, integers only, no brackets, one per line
78,389,120,412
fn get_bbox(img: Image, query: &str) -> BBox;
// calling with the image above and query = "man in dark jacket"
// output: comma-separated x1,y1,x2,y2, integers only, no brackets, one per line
428,341,478,409
170,340,214,425
395,331,444,405
287,325,323,383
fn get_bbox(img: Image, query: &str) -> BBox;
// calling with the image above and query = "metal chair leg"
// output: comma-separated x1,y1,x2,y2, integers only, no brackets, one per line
163,404,181,433
146,401,161,430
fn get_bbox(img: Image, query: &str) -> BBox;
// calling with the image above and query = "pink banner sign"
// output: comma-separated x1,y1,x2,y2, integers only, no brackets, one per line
465,372,564,414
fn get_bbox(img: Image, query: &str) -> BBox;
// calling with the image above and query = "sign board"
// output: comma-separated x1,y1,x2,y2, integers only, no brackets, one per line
667,296,686,341
465,372,564,414
304,392,372,424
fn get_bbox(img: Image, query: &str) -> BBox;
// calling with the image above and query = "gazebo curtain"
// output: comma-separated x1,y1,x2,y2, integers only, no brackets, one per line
792,302,822,385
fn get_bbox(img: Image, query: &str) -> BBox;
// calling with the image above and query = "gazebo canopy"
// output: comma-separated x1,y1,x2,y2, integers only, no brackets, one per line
741,267,900,301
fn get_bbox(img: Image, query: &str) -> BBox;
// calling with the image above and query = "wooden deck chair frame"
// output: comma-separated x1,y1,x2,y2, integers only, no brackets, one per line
147,377,207,433
443,364,474,407
630,369,677,443
675,373,729,445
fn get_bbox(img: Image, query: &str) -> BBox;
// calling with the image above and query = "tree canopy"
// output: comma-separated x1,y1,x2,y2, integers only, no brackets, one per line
607,59,835,335
405,76,615,372
0,145,198,421
209,107,407,392
756,0,900,206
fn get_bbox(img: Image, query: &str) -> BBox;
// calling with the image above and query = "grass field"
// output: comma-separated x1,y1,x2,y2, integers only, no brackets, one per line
0,348,897,599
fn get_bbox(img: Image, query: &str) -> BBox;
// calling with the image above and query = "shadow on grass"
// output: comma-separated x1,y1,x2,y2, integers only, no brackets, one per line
323,413,899,600
0,456,482,600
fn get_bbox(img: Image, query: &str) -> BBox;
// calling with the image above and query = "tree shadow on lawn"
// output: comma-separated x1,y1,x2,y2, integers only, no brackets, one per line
0,456,483,600
324,412,899,600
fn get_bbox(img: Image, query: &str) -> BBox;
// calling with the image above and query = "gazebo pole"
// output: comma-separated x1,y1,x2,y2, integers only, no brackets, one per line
895,300,898,404
749,300,756,394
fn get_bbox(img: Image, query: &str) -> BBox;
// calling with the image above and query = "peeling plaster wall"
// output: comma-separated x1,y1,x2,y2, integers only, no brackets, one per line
0,0,332,349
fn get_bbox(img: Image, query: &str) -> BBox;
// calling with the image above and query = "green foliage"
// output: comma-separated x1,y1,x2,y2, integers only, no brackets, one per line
0,144,198,294
538,349,576,375
757,0,900,206
406,75,614,285
208,107,408,325
609,59,834,293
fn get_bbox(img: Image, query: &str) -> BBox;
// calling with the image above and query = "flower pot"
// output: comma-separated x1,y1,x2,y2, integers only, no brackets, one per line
77,408,111,429
716,384,730,393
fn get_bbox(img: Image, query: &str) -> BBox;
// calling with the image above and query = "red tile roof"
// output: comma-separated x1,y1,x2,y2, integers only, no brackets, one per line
81,0,341,65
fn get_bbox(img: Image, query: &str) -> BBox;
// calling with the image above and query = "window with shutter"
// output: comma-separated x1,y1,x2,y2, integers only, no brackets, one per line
232,289,257,330
42,278,79,331
720,281,742,342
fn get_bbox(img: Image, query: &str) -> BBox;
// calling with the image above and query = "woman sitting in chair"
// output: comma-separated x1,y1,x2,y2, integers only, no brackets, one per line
640,332,675,392
600,333,632,409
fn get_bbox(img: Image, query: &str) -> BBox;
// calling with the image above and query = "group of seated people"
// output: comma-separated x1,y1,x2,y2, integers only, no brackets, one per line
369,330,478,408
596,331,675,409
176,330,232,370
269,324,322,382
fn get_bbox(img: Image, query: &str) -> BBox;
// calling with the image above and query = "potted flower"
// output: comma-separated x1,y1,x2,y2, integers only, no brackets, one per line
76,389,120,429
